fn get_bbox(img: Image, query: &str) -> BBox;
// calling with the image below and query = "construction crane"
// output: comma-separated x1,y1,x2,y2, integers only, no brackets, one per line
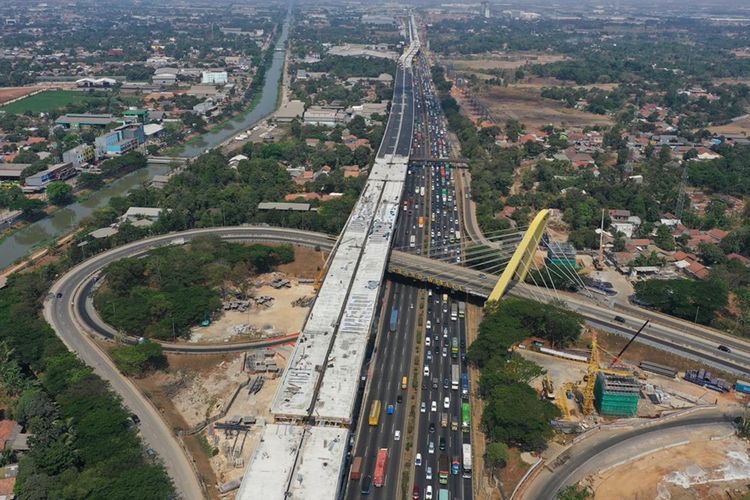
582,323,647,415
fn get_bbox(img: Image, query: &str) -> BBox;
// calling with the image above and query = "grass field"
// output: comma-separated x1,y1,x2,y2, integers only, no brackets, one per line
0,90,97,114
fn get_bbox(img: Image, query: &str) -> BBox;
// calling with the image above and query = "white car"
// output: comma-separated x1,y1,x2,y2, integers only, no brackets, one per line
394,430,401,441
431,401,437,412
425,337,431,347
424,366,430,377
415,453,422,466
420,402,426,413
426,466,433,480
425,485,433,500
428,441,435,454
426,320,432,330
443,396,451,409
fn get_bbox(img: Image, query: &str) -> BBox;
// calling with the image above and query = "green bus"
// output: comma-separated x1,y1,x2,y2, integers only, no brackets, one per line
461,402,471,432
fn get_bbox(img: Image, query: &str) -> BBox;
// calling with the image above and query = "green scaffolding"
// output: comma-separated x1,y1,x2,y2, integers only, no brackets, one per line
594,372,639,417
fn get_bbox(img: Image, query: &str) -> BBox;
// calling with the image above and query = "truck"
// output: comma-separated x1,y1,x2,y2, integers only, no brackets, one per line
451,337,459,359
458,302,465,319
450,303,458,321
441,412,448,428
350,456,363,481
462,443,472,478
451,364,460,391
373,448,388,487
451,455,460,475
439,489,449,500
461,373,469,399
389,309,399,333
438,454,449,485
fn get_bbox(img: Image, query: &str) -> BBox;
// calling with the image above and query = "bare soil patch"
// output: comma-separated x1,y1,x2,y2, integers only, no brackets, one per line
443,52,568,73
709,115,750,135
0,86,43,105
276,245,328,279
478,85,612,129
590,432,750,500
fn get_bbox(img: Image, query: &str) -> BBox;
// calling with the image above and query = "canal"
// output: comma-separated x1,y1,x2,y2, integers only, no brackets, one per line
0,10,290,270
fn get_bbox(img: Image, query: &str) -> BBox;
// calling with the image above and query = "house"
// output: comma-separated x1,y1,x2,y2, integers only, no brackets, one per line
143,123,164,140
152,73,177,87
201,71,228,85
193,100,217,116
94,124,145,158
55,113,117,129
76,77,116,88
275,100,305,122
120,206,163,225
0,419,29,451
62,144,95,169
24,162,76,191
228,154,248,168
257,202,311,212
0,163,29,182
727,253,750,267
303,106,348,127
343,165,361,178
123,109,149,124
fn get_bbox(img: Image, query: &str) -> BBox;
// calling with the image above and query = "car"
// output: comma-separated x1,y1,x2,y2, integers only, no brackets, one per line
428,441,435,454
443,397,450,409
415,453,422,466
426,350,433,361
442,347,448,358
421,402,426,413
387,404,395,415
424,366,430,377
425,337,431,347
412,485,421,500
614,315,626,323
443,328,448,339
422,381,427,390
129,413,141,425
56,292,63,298
431,401,437,412
425,466,433,480
361,475,372,495
145,448,157,458
429,422,435,433
718,345,732,353
439,437,446,450
394,430,401,441
397,394,403,404
425,485,433,500
426,320,432,329
443,378,449,389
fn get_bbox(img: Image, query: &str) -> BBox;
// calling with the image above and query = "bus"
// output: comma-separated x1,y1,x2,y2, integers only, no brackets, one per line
451,337,459,358
369,400,382,426
439,489,449,500
462,443,472,478
389,310,399,332
410,235,416,248
451,364,460,391
450,304,458,321
461,373,469,399
461,402,471,432
350,456,363,481
373,448,388,487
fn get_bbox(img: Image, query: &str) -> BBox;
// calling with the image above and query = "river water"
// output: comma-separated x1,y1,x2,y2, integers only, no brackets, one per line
0,12,290,270
180,13,290,157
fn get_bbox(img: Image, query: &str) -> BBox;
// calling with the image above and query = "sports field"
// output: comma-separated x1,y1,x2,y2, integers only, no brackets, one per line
0,90,97,114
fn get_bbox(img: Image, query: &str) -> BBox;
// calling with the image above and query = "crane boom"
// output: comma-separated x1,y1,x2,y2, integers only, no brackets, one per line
610,320,649,367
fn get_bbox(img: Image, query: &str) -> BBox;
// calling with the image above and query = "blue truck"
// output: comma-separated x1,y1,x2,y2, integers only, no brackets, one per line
389,309,399,332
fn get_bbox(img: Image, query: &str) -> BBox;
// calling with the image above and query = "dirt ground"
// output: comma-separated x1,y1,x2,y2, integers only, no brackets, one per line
590,431,750,500
189,280,313,343
443,52,568,75
0,86,44,104
478,85,613,129
277,245,328,279
203,345,293,486
709,115,750,135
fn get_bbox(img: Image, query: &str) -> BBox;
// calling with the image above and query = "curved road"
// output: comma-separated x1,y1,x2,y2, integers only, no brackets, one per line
44,227,337,500
522,409,741,499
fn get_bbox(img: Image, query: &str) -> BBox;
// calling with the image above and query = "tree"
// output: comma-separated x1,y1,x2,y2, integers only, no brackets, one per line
111,342,166,376
485,442,509,469
77,172,103,190
698,243,725,266
46,181,74,206
654,224,675,251
558,484,592,500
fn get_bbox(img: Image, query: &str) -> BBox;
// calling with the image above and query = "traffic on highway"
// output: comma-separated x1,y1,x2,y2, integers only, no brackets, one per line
345,49,474,500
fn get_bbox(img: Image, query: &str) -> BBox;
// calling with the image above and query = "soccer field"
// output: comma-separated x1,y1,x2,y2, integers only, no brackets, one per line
0,90,98,114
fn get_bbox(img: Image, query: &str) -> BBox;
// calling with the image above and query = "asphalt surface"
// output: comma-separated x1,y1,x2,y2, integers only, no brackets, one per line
524,409,742,499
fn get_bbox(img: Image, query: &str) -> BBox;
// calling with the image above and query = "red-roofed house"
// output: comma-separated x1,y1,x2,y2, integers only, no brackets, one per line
0,420,21,451
706,228,728,242
686,260,709,280
727,253,750,266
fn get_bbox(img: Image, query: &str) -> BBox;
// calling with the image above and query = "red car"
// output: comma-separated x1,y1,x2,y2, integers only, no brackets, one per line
412,485,421,500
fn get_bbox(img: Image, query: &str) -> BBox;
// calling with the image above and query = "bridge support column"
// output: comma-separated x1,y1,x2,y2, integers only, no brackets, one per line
486,209,550,305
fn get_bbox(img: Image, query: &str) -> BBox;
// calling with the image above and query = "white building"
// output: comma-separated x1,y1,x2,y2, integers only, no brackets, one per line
201,71,228,85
